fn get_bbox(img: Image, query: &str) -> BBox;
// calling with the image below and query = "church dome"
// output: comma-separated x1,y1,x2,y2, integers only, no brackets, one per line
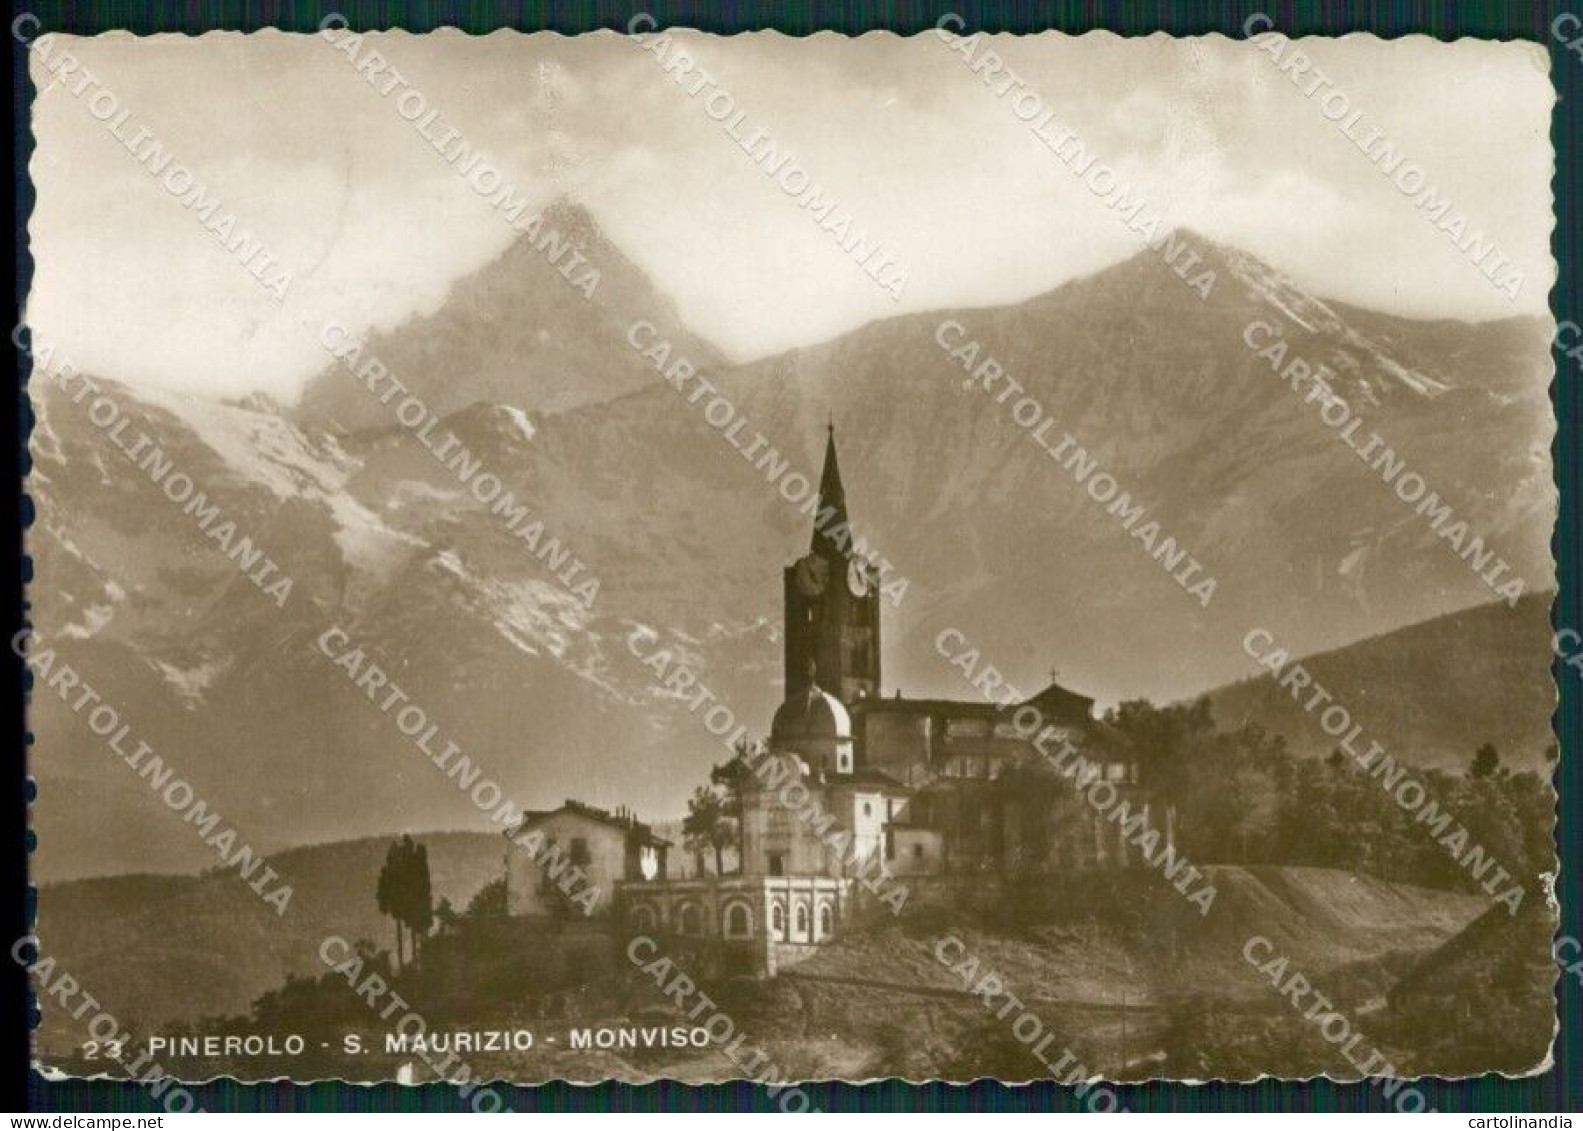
771,684,852,741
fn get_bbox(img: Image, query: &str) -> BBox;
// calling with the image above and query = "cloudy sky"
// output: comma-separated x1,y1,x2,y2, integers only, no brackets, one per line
26,27,1555,400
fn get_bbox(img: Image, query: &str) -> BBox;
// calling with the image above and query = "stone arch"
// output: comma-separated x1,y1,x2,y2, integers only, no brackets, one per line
678,901,703,937
630,903,658,933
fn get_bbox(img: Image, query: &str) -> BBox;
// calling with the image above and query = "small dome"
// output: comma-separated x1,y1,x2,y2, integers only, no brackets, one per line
771,684,852,741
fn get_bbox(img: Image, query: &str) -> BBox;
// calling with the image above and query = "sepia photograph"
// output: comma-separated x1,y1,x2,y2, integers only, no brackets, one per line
10,8,1578,1120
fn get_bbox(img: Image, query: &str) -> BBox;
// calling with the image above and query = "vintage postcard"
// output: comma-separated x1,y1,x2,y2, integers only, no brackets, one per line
17,20,1560,1104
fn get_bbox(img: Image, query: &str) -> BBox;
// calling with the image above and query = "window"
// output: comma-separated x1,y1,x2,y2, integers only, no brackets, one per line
570,837,590,866
862,802,872,817
771,904,785,939
818,904,833,937
794,905,809,936
768,853,785,877
913,844,924,860
679,904,702,936
631,905,657,932
725,903,751,939
885,830,895,860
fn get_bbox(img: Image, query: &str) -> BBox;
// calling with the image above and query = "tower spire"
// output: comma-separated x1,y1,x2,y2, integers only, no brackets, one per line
783,421,880,703
811,420,849,560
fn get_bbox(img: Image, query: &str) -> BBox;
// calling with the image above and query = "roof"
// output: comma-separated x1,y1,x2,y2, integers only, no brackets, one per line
1022,681,1097,722
508,799,670,846
810,424,850,561
854,682,1095,726
835,766,912,793
771,683,852,740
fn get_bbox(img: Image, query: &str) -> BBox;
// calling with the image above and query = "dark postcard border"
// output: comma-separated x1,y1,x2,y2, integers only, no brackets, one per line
9,0,1581,1114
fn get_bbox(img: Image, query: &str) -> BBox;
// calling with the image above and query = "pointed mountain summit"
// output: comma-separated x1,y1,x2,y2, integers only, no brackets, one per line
296,198,722,433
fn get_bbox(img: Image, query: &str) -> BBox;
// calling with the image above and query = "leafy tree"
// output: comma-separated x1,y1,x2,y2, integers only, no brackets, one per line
1106,697,1216,787
376,835,435,970
711,740,758,795
434,897,461,936
1097,698,1548,900
405,841,434,960
376,839,408,972
683,785,735,876
1225,764,1281,860
466,877,509,922
706,741,757,874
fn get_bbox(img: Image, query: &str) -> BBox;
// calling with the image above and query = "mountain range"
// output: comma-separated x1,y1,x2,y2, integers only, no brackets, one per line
24,200,1557,881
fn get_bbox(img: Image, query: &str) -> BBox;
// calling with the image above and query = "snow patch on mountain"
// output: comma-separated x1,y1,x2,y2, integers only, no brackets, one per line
1357,341,1449,398
1223,244,1346,335
134,386,354,501
28,387,65,467
427,549,621,697
499,405,535,443
60,599,118,641
1223,243,1447,400
324,491,425,585
152,655,226,706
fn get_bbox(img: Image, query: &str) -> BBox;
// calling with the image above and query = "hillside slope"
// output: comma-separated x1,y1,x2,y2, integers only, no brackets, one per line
32,856,1491,1068
796,866,1489,1009
33,832,505,1045
1369,899,1558,1076
1206,591,1556,771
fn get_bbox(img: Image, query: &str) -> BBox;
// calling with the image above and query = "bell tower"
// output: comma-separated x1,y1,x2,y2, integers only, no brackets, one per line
783,424,881,704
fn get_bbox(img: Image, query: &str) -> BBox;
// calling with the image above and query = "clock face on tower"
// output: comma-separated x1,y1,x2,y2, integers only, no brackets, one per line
794,554,829,597
846,557,869,597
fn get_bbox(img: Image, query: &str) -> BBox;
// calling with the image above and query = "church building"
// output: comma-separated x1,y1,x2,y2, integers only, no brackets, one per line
618,427,1173,974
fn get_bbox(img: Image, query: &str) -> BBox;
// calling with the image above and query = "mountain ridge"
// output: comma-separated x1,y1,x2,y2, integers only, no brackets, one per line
25,215,1556,880
1204,590,1557,771
293,198,725,430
